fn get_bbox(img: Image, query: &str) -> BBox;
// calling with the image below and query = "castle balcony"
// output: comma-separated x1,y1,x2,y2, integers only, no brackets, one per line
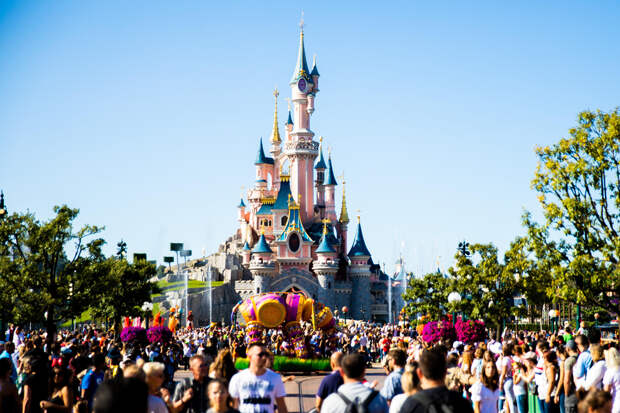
283,139,319,157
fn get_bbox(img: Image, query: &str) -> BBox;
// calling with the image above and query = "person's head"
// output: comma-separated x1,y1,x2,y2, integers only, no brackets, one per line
208,379,232,412
576,388,612,413
567,340,579,355
122,364,145,380
474,347,484,359
502,343,513,357
483,350,494,363
604,347,620,371
340,353,366,381
575,335,590,352
537,340,550,354
142,362,165,393
482,360,499,391
401,362,421,395
210,349,236,381
418,347,447,383
51,367,70,390
0,358,12,380
93,378,148,413
330,351,344,371
387,349,407,369
93,353,106,371
189,354,209,380
590,344,604,363
544,350,558,367
246,344,269,371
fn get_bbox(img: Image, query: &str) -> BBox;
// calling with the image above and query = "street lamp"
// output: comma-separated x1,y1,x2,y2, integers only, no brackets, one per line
548,309,558,333
0,191,7,219
595,312,600,328
163,256,174,273
447,292,462,325
141,302,153,328
342,306,349,323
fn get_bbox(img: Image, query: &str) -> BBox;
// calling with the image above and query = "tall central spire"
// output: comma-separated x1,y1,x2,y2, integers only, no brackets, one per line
290,18,311,84
270,88,281,144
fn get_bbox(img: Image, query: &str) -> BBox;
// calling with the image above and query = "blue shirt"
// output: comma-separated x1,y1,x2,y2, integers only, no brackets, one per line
0,351,17,382
81,369,104,408
573,349,593,380
380,367,404,401
317,370,344,400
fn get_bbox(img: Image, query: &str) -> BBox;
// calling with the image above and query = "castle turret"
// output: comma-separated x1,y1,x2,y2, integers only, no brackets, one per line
337,180,350,252
348,216,372,320
310,55,320,92
323,154,338,222
237,198,246,221
269,89,282,185
286,104,293,137
241,241,251,267
314,137,327,212
255,137,274,190
249,232,275,293
313,220,338,310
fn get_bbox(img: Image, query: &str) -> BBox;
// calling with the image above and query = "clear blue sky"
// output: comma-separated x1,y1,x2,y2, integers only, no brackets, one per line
2,1,619,274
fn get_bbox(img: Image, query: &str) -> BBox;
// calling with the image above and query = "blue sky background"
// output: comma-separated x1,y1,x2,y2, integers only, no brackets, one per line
1,1,619,274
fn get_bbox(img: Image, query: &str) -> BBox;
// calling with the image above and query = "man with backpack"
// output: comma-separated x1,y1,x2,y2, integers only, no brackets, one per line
321,352,389,413
399,347,473,413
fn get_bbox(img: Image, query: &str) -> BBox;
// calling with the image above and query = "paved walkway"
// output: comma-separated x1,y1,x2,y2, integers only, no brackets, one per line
175,366,387,413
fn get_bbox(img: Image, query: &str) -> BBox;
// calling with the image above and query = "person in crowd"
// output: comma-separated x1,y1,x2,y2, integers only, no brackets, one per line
400,347,473,413
40,367,73,413
228,343,287,413
470,360,500,413
390,363,420,413
576,388,612,413
0,358,19,413
585,345,607,391
566,340,581,413
172,354,211,413
602,348,620,413
381,349,407,405
499,343,517,413
321,352,388,413
315,352,344,412
92,378,148,413
537,341,551,413
512,360,529,413
556,345,567,413
143,362,169,413
574,336,593,390
22,357,48,413
544,350,561,413
471,348,484,379
81,353,105,411
208,350,237,384
206,379,239,413
0,342,18,384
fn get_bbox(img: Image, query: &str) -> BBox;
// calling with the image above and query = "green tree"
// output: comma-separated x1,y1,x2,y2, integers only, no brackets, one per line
0,205,105,341
530,109,620,315
403,270,451,320
89,257,159,334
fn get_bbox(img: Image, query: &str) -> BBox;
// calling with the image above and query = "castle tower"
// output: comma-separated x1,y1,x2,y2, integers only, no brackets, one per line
314,137,327,215
348,216,372,320
254,137,274,190
323,154,338,222
337,180,350,252
269,89,282,186
249,232,276,294
286,26,319,223
313,220,338,310
241,241,251,267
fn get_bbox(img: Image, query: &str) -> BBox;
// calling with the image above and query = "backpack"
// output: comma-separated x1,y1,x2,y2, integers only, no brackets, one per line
409,391,457,413
337,389,379,413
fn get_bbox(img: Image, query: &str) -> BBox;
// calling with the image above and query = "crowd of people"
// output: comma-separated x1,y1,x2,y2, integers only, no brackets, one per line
0,320,617,413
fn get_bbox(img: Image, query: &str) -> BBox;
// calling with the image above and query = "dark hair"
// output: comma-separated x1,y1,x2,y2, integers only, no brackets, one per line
482,361,500,391
210,349,237,383
0,358,12,378
341,353,366,380
419,348,446,381
93,377,148,413
575,335,589,347
536,341,550,352
576,388,612,413
387,349,407,367
93,353,106,368
544,350,558,365
502,343,513,356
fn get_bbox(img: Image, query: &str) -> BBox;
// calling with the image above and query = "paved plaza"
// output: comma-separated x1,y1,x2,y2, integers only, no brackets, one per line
175,366,387,413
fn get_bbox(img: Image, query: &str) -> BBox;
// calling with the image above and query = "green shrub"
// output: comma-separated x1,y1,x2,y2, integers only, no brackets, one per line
234,356,330,372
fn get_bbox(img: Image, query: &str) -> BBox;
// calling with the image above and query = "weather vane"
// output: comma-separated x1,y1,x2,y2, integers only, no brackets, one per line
299,10,305,32
273,87,279,98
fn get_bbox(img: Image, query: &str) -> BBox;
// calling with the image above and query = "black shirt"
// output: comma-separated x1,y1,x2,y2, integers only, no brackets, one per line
399,386,473,413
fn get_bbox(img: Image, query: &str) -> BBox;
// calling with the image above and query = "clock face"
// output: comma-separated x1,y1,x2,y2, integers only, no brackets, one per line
297,78,307,93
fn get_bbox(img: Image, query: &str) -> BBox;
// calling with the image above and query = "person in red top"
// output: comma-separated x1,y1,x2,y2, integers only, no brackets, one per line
381,337,391,359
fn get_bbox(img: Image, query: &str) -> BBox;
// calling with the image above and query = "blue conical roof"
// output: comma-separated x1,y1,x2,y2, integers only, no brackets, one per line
286,110,293,125
272,178,292,210
238,198,246,208
348,219,371,257
315,229,336,254
324,155,338,185
242,241,251,251
252,233,273,254
255,137,274,165
315,141,327,170
310,55,320,77
290,31,311,83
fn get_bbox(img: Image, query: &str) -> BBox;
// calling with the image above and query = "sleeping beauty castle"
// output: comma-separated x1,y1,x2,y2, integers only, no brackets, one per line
230,25,394,321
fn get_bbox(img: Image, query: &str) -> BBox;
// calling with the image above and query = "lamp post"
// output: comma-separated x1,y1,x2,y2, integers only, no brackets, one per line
548,309,558,333
595,312,600,328
342,306,349,323
0,191,6,219
180,249,192,328
163,256,174,273
141,302,153,328
448,292,462,325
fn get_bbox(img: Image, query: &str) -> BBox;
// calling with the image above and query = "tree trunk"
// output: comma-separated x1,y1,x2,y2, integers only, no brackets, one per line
46,306,56,348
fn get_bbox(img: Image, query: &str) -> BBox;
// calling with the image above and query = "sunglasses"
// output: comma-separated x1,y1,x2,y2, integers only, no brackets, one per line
257,352,269,358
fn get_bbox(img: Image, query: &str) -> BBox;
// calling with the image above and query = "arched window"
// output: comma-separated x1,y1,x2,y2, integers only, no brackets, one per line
288,233,300,253
281,216,288,226
328,282,332,288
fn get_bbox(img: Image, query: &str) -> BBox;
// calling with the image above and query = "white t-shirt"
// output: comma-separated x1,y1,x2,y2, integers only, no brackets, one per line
470,382,500,413
389,393,407,413
603,368,620,413
228,369,286,413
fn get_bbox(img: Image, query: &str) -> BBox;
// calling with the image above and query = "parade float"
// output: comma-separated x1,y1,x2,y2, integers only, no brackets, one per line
231,291,336,372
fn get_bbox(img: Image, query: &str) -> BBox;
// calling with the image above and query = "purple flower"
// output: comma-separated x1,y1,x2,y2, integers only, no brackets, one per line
455,318,486,344
421,320,456,344
147,326,173,344
120,326,147,343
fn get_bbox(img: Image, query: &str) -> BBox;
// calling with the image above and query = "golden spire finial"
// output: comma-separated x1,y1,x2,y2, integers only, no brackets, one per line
270,88,281,144
319,136,323,143
339,173,349,224
356,209,361,224
321,218,331,235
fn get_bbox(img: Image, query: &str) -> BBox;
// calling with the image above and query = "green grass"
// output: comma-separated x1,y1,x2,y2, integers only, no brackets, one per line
60,309,93,327
235,356,330,372
153,280,224,298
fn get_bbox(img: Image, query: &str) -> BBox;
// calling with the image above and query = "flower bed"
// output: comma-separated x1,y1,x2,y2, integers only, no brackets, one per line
421,320,456,344
455,319,486,343
147,326,173,344
234,356,330,372
121,326,147,343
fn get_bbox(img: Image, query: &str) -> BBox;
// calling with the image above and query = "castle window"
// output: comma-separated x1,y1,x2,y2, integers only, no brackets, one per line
288,233,300,253
281,216,288,226
328,282,331,288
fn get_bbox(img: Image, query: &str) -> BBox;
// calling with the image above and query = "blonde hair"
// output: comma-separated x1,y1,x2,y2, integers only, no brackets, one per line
122,364,145,380
143,362,165,377
605,347,620,370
